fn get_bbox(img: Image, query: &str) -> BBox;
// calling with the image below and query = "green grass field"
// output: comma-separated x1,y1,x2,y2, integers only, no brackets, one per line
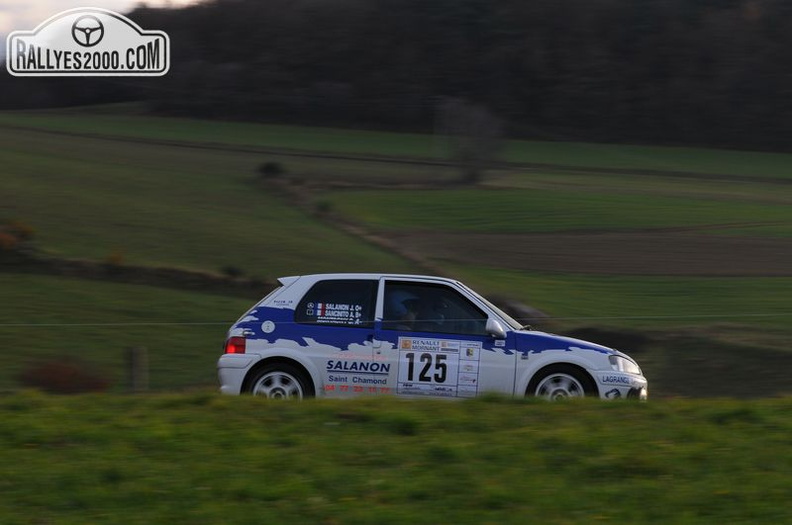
0,394,789,524
0,126,418,276
1,107,790,525
449,268,792,330
2,108,792,178
2,271,789,397
323,187,792,234
0,274,253,392
1,109,791,397
487,171,792,236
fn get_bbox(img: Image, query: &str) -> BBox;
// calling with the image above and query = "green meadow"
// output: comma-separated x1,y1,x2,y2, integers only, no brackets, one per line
0,274,252,392
323,187,792,234
0,393,790,524
0,125,416,275
448,269,792,331
1,108,791,397
2,108,792,178
0,108,790,524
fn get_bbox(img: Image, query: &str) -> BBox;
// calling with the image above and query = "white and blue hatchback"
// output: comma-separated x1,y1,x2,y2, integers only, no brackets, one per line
218,274,647,400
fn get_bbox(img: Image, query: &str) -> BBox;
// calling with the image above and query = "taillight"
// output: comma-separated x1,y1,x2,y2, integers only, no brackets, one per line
224,336,246,354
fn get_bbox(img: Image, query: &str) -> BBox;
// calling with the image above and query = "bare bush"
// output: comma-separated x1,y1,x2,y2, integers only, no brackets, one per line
19,358,111,394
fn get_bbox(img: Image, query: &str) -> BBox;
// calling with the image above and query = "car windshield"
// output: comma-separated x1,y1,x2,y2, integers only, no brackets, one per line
459,283,524,331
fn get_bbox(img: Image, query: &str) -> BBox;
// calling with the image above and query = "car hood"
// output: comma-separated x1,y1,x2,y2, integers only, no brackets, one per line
512,330,619,357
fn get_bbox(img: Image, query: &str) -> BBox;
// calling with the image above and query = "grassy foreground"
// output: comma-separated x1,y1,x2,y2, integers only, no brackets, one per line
0,393,789,524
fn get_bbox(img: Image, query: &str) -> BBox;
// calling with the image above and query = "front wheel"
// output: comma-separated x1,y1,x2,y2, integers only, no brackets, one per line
247,363,313,399
527,365,597,400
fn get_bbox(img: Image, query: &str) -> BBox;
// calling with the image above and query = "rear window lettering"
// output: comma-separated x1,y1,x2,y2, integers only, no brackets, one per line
295,280,376,328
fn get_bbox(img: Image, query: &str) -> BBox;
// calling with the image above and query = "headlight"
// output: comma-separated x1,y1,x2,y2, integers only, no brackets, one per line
609,355,642,375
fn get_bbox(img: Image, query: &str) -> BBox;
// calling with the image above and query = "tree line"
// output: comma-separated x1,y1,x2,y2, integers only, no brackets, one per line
2,0,791,151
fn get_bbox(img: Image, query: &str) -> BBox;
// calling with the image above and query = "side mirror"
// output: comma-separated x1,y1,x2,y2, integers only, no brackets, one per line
486,318,506,340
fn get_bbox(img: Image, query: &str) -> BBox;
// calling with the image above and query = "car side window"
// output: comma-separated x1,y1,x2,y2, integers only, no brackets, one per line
295,279,377,328
383,281,488,335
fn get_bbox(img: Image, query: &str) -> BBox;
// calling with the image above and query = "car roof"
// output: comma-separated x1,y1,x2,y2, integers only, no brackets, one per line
278,273,462,287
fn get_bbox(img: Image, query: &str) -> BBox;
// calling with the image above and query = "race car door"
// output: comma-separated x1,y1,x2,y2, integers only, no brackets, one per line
293,278,380,397
376,279,516,398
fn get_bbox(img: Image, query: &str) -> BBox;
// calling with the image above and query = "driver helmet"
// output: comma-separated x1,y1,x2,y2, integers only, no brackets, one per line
387,290,420,318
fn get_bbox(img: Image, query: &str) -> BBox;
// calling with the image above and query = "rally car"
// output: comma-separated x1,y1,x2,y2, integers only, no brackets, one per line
218,274,647,400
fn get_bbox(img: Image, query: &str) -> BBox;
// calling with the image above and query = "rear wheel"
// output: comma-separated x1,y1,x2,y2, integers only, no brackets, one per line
527,365,596,400
247,363,313,399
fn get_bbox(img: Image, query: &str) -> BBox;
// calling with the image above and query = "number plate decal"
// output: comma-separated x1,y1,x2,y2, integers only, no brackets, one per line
397,338,481,397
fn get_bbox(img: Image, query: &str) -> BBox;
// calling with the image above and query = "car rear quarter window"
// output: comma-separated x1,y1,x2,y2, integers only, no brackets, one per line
295,279,377,328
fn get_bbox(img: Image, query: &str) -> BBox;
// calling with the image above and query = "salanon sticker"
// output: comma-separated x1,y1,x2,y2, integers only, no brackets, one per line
6,7,170,76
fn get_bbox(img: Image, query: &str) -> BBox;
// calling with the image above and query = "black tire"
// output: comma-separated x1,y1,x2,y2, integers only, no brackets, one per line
526,364,597,400
246,362,314,399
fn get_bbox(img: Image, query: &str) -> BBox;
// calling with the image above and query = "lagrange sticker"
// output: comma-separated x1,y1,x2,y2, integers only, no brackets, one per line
601,375,632,386
397,338,482,398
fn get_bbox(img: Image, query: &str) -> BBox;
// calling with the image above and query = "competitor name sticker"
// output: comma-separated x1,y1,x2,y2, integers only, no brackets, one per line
306,302,365,325
397,337,481,398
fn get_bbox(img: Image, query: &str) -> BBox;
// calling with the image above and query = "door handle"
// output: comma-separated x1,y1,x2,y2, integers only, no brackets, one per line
367,334,383,350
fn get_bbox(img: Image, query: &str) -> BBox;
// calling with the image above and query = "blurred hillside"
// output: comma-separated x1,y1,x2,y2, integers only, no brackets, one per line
2,0,792,151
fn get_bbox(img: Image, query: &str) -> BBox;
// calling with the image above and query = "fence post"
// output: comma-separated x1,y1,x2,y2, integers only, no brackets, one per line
126,346,149,393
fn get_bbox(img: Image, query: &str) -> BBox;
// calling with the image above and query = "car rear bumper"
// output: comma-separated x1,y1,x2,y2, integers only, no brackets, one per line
217,354,258,395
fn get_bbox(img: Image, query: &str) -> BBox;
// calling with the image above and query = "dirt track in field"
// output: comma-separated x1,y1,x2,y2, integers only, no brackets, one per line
14,122,788,278
6,121,792,185
385,230,792,276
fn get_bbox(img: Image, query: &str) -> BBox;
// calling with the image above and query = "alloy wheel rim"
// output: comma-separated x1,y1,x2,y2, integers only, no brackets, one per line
536,373,585,399
253,372,303,399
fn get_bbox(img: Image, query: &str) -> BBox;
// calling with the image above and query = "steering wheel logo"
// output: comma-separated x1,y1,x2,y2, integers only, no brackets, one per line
71,15,104,47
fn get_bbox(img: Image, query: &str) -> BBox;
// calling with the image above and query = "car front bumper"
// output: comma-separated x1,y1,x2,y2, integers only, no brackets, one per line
595,371,648,400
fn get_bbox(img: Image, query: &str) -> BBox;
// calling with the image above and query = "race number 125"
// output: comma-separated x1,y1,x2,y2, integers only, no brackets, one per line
404,352,447,383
